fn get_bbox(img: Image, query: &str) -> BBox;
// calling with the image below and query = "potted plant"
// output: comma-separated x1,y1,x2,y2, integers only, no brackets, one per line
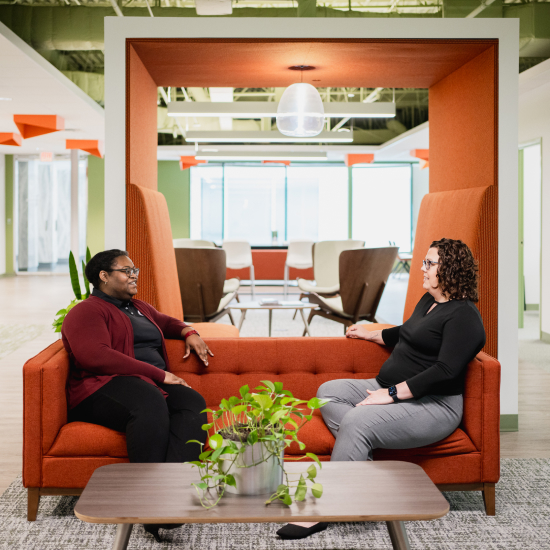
52,248,92,333
188,381,329,509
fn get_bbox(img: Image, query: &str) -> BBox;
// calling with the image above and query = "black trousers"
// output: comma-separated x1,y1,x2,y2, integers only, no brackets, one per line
69,376,207,463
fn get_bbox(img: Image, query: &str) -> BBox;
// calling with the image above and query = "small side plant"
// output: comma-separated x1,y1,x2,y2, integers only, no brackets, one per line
187,381,329,509
52,248,92,333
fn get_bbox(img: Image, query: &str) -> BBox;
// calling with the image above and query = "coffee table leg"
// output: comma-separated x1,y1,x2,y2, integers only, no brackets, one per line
112,524,133,550
268,309,273,337
386,521,411,550
238,309,247,331
299,308,311,337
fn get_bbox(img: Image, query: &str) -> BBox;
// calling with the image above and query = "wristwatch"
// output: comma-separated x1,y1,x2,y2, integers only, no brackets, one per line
183,329,200,340
388,385,400,403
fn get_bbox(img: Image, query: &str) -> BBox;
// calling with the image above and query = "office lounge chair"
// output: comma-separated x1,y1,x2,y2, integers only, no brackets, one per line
297,239,365,297
305,246,398,334
283,240,314,298
174,247,238,324
222,240,255,299
174,239,241,300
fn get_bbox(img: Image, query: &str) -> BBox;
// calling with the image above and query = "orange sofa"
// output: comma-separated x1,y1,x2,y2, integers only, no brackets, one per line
24,336,500,520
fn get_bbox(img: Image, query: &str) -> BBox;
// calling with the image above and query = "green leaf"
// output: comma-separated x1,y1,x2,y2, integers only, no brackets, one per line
55,308,67,316
307,464,317,479
307,397,330,409
201,423,214,432
196,482,208,490
186,439,204,446
209,433,223,450
273,381,284,393
247,430,258,445
260,380,275,392
277,484,288,494
68,251,82,300
239,384,250,399
269,410,287,424
187,461,203,467
231,404,247,415
305,453,322,468
280,397,297,406
225,474,236,487
253,394,273,410
211,447,224,461
311,483,323,498
282,494,292,506
86,246,92,264
295,485,307,502
199,450,212,461
82,260,91,299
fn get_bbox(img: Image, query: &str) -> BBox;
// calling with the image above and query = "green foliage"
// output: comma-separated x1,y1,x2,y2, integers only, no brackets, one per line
188,380,330,509
52,247,92,333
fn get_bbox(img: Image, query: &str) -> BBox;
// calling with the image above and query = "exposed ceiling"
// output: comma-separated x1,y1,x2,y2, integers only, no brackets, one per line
0,23,104,157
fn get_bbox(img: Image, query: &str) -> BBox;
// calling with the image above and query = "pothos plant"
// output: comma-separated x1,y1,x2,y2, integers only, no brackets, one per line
187,381,329,509
52,248,92,333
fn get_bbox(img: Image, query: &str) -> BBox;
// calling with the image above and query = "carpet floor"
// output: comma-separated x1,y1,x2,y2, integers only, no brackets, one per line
1,459,549,549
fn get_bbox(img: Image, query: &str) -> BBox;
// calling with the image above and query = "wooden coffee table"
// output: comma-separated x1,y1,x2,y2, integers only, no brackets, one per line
74,461,449,550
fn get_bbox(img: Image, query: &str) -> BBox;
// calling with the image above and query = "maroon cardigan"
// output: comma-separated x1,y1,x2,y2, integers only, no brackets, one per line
62,296,188,409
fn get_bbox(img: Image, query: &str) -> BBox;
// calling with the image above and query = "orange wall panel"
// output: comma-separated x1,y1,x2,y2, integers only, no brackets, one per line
127,45,158,191
226,250,314,281
429,46,497,192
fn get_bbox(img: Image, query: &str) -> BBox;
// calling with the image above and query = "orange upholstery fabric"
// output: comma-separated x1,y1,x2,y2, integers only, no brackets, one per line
24,337,500,491
226,250,314,281
404,186,498,358
126,183,183,319
127,45,157,191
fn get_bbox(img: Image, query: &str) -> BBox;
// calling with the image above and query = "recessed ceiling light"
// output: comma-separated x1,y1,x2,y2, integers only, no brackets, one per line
0,97,12,101
337,128,351,133
348,93,355,98
202,148,219,152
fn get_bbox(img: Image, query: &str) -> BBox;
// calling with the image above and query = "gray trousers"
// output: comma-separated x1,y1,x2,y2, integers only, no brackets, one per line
317,378,463,461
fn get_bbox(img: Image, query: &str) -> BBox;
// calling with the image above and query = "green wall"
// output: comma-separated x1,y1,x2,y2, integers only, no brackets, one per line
5,155,13,275
158,161,190,239
87,155,105,255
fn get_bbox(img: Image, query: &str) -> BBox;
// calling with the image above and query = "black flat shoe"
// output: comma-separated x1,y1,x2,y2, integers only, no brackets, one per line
144,523,184,542
276,522,329,540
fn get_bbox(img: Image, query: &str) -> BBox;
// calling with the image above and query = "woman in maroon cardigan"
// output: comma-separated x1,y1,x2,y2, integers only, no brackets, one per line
63,249,211,541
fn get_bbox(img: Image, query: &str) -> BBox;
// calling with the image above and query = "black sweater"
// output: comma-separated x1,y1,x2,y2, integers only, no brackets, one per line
377,292,486,399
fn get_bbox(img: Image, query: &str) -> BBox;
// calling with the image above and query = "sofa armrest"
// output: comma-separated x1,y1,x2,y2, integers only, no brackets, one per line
461,351,501,483
23,341,69,488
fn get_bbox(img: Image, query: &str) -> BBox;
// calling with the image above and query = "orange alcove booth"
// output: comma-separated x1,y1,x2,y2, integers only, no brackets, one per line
23,38,500,520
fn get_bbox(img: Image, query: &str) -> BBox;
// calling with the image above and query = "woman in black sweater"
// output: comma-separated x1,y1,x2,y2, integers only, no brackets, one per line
277,238,486,540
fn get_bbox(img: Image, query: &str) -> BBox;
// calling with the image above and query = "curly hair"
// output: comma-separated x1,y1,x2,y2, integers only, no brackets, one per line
85,249,129,288
430,238,479,302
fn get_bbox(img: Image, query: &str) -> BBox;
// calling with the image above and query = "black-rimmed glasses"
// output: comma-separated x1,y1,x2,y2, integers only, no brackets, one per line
110,267,140,277
422,260,439,270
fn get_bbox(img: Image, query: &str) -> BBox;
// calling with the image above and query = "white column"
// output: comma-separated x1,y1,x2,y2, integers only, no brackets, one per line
0,154,5,275
70,149,80,263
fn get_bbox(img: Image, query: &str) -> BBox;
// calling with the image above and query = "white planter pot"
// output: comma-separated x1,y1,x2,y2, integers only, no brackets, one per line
220,440,283,496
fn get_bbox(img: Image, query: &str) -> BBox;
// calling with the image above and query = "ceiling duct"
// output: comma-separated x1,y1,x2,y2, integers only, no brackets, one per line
195,0,232,15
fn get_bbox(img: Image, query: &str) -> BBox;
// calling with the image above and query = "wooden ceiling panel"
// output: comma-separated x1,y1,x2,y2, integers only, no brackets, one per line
130,39,496,89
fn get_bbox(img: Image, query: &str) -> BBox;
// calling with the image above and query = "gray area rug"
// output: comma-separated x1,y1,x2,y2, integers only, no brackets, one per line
1,459,549,549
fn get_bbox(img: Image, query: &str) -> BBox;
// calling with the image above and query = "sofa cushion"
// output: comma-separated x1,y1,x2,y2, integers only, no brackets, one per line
47,422,128,458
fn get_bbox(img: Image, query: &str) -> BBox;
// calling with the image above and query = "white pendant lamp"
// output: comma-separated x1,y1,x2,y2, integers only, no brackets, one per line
276,67,325,137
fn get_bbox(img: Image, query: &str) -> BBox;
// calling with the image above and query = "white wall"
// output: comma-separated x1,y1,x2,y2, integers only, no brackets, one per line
0,154,5,275
522,144,541,307
519,60,550,334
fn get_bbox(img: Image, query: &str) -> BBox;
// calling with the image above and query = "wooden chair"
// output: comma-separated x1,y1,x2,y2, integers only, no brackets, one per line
175,247,238,324
305,247,398,334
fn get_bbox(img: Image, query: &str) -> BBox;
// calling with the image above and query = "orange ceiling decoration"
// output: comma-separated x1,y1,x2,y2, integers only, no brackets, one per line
262,160,291,166
179,156,207,170
411,149,429,169
66,139,104,158
131,39,496,89
345,154,374,167
14,115,65,139
0,133,22,146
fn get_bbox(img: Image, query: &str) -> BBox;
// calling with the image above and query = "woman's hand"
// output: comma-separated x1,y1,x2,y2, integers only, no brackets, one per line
163,371,191,387
346,326,385,345
356,388,393,406
183,334,214,366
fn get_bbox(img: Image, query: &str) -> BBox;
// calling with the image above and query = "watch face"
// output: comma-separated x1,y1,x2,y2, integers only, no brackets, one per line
389,386,397,396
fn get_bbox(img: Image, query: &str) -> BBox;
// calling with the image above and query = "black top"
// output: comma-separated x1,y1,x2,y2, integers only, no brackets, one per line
377,292,486,399
92,288,166,370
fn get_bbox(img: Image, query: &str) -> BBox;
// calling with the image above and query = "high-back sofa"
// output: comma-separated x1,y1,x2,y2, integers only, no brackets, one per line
23,336,500,520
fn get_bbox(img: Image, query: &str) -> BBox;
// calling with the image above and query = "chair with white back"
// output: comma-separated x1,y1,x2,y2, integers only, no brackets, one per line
222,240,255,299
284,240,314,298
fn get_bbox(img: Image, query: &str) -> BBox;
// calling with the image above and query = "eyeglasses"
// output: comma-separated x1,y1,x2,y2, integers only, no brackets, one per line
422,260,439,270
110,267,140,277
